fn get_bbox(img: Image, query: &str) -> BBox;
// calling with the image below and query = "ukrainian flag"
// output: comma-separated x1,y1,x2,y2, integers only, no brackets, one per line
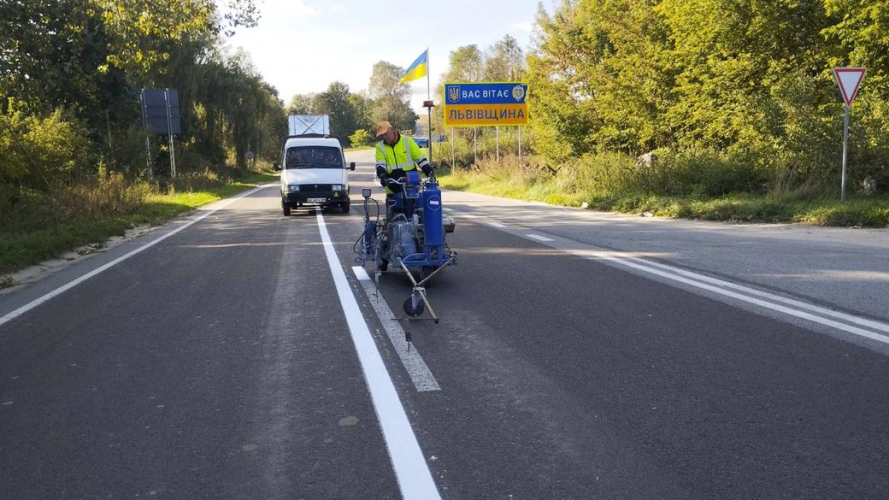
399,49,428,83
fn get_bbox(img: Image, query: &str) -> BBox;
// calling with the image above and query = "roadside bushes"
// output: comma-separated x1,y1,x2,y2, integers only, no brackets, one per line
0,107,93,189
59,168,155,219
564,148,773,198
349,129,371,147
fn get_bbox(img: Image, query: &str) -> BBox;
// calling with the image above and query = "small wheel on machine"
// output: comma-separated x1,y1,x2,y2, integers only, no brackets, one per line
403,297,425,317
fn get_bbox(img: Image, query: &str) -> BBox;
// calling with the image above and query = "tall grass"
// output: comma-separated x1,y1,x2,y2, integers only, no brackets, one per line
60,171,156,219
438,151,889,227
0,167,275,276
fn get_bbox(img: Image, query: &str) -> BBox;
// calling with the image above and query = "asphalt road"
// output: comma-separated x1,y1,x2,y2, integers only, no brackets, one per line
1,150,888,499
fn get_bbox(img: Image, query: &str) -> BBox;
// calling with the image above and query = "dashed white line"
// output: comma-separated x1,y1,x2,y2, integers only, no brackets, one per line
624,256,889,336
526,234,554,242
463,210,889,346
587,253,889,346
353,266,441,392
317,212,441,500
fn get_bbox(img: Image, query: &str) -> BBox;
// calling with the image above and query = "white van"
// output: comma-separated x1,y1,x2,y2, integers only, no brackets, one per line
274,135,355,215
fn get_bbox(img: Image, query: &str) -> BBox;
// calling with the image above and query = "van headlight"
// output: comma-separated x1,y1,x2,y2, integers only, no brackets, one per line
332,184,343,191
288,185,300,192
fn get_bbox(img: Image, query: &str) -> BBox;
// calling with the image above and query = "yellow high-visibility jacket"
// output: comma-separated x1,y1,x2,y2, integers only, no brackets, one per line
375,134,430,194
376,134,427,173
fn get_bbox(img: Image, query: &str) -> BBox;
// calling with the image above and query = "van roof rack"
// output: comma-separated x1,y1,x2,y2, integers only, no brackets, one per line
286,133,333,139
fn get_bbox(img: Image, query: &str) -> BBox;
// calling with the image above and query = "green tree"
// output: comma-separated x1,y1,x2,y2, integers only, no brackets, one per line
368,61,416,132
314,81,361,143
484,35,526,81
526,1,607,161
348,91,374,136
443,45,484,82
287,94,314,115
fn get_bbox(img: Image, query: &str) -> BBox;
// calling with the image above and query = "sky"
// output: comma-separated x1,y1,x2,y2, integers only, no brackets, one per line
222,0,552,115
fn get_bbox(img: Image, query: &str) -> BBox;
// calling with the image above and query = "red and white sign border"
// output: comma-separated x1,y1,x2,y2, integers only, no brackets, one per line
832,67,867,107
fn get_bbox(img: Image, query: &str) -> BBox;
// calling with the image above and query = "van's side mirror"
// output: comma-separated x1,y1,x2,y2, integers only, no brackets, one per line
349,162,356,171
273,162,281,171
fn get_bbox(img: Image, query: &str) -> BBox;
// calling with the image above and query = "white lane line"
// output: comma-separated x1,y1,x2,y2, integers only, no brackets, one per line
471,215,889,345
622,256,889,335
526,234,554,242
0,185,270,328
316,212,440,500
352,267,441,392
581,251,889,345
488,222,507,228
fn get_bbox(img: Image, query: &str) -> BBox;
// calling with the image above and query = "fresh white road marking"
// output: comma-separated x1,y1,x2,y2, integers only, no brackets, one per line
587,252,889,346
467,211,889,346
625,256,889,336
316,212,440,500
526,234,554,242
352,266,441,392
0,185,271,328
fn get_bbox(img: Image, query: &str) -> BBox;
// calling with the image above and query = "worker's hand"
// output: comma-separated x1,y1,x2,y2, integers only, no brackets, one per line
379,175,389,188
375,165,387,178
387,178,403,190
421,164,434,177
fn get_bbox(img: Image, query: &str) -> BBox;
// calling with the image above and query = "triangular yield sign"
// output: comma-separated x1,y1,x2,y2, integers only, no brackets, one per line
833,67,866,107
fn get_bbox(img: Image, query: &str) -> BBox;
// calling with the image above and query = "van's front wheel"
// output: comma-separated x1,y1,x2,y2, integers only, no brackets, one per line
282,201,292,216
341,201,351,214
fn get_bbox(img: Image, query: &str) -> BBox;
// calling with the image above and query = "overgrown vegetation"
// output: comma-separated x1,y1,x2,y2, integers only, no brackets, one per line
430,0,887,226
0,168,276,275
524,0,889,195
438,155,889,227
0,1,285,276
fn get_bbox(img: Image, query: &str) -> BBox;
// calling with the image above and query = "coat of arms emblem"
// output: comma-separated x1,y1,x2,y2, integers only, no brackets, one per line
448,86,460,103
512,85,526,102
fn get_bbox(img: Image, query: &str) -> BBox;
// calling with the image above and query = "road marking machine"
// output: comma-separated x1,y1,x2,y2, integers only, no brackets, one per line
354,171,456,327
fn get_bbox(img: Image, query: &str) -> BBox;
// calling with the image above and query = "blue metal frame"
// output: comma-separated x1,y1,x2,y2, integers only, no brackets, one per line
389,172,451,270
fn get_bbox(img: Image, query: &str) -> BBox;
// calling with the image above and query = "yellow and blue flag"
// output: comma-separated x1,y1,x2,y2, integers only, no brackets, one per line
399,49,428,83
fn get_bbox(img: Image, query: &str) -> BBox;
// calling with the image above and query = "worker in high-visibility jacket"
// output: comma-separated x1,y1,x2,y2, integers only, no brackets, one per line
374,121,434,197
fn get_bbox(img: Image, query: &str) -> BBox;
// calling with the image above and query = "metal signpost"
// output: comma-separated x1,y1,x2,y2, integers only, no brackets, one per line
832,68,866,202
141,88,182,178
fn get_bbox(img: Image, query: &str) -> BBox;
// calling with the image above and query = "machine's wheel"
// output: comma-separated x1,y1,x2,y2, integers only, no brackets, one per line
379,258,389,272
403,297,425,317
342,201,351,214
282,201,291,216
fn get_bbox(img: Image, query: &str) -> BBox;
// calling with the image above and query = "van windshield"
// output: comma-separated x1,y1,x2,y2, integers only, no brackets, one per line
285,146,343,169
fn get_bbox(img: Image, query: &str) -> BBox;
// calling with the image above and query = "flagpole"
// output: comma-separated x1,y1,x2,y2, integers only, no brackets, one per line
426,47,433,168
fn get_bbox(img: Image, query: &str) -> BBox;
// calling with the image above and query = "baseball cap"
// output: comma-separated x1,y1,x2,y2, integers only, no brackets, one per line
375,121,392,137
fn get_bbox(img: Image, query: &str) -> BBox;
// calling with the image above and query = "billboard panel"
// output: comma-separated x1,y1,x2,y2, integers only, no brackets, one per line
141,89,181,135
443,83,528,127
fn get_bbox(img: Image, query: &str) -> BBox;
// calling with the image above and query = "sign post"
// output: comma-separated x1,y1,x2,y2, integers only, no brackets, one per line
832,67,866,202
141,88,182,179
